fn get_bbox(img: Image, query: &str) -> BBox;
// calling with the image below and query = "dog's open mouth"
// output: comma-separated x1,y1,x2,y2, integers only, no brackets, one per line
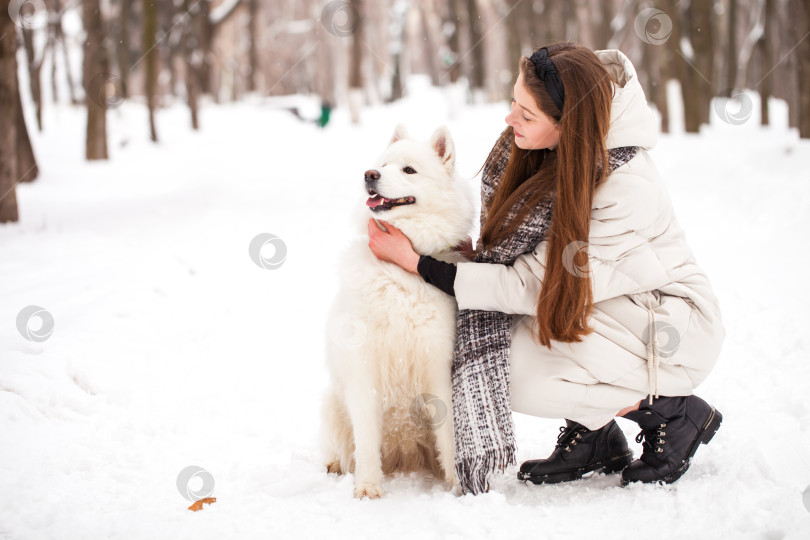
366,189,416,212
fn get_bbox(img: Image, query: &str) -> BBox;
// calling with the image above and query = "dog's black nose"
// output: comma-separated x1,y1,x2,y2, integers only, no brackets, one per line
364,169,381,183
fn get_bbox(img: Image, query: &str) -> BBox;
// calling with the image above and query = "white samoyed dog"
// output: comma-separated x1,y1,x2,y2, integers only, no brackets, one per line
320,124,474,499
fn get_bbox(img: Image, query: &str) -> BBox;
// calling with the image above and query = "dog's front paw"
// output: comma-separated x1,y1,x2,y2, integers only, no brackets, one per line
325,460,343,475
353,482,384,499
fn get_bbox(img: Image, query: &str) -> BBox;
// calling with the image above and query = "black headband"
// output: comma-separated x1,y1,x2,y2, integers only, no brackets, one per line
529,48,565,113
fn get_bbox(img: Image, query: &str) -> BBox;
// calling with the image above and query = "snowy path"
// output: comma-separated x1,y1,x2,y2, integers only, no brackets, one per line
1,86,810,539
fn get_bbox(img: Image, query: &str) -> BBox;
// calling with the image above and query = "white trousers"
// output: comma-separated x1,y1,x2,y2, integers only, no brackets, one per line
507,294,719,430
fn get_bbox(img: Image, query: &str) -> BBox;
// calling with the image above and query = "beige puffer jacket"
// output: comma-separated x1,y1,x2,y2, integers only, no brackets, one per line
453,50,724,402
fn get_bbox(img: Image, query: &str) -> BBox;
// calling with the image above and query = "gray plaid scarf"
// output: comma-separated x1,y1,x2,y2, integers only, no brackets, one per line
452,137,639,495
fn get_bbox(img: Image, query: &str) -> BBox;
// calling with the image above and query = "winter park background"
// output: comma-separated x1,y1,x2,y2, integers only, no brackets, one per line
2,1,810,539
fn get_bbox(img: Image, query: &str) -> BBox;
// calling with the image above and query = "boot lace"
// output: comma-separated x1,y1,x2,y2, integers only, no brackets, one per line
556,425,585,453
635,423,667,454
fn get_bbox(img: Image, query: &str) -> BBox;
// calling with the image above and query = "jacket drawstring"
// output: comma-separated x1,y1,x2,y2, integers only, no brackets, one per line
645,307,660,405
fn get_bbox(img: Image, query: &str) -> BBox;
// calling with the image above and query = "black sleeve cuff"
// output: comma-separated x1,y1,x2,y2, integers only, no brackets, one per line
417,255,457,297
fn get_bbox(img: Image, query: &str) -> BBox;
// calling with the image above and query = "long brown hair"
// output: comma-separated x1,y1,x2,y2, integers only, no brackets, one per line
478,43,613,348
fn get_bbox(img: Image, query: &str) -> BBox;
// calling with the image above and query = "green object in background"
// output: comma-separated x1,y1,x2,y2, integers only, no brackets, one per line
317,102,332,128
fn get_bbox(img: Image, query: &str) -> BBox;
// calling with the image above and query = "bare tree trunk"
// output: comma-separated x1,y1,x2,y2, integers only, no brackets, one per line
83,0,109,160
505,1,521,77
450,0,472,90
363,0,383,104
681,0,715,132
700,0,716,125
546,1,566,44
15,86,38,183
562,1,577,41
348,0,363,124
503,0,539,62
681,30,701,130
205,1,250,99
247,0,259,93
389,0,408,101
1,1,20,223
420,0,441,86
649,34,670,133
159,0,177,97
665,0,690,131
738,0,766,93
314,0,339,105
446,0,461,84
465,0,485,98
725,0,738,92
785,15,800,130
640,37,654,107
21,27,43,131
503,0,539,66
595,0,613,50
575,0,593,48
791,0,810,137
530,1,550,48
46,15,58,103
639,35,667,133
143,0,159,142
758,0,774,125
116,0,131,99
199,0,215,96
648,0,675,134
183,0,202,130
53,0,79,104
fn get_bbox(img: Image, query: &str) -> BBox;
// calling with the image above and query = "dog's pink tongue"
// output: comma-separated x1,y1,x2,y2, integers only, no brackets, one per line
366,195,384,208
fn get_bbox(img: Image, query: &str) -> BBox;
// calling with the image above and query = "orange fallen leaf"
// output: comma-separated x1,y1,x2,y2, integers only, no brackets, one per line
188,497,216,511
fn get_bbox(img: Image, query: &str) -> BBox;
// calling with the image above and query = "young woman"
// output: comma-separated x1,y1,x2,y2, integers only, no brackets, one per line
367,43,724,494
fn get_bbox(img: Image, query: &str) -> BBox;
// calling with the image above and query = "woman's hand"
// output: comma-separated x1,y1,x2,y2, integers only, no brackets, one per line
367,218,420,274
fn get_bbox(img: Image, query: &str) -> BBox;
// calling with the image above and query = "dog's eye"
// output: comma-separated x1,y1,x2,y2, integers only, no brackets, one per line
403,166,417,174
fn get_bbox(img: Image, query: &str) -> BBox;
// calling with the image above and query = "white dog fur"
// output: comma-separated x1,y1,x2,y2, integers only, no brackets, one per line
320,124,474,499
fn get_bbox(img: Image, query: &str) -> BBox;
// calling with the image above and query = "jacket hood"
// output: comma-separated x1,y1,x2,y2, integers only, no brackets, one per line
595,49,658,150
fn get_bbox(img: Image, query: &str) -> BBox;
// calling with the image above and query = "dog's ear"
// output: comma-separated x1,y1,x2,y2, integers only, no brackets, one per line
389,123,409,146
429,125,455,174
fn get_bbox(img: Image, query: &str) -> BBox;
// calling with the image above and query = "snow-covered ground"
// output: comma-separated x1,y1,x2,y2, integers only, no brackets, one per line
2,77,810,539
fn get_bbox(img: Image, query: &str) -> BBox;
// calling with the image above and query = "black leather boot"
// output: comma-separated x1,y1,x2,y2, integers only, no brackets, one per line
621,394,722,486
518,419,633,484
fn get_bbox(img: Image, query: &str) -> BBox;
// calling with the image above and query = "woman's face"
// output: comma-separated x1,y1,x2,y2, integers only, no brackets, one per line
505,71,561,151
